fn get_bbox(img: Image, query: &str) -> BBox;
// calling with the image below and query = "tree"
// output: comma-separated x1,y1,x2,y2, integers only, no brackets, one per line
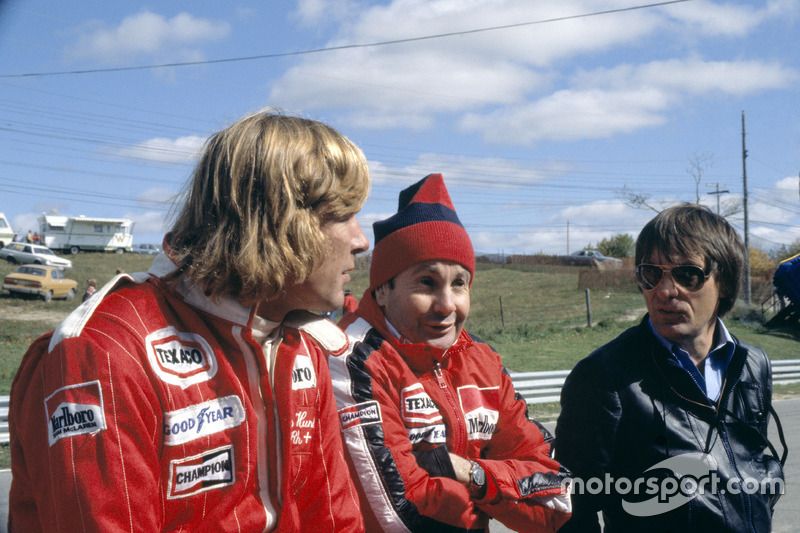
771,240,800,262
597,233,635,258
748,247,776,277
687,152,714,204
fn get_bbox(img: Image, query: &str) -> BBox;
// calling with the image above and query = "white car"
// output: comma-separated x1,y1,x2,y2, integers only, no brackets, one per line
132,243,161,255
0,242,73,269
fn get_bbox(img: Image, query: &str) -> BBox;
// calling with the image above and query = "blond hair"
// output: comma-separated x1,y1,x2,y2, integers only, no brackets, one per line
168,111,369,303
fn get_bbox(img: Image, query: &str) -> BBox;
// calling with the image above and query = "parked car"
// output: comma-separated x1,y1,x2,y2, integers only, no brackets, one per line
0,242,73,269
571,249,623,264
132,243,161,255
3,265,78,302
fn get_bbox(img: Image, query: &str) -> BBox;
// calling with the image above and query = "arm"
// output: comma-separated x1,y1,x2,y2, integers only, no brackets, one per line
330,344,480,532
10,333,162,532
554,359,622,533
459,362,572,532
303,347,365,532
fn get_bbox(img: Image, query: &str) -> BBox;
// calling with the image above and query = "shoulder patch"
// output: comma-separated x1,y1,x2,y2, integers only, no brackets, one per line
286,310,348,355
45,380,107,446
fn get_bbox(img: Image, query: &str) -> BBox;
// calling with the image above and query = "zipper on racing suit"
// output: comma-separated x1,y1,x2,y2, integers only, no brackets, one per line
433,358,469,455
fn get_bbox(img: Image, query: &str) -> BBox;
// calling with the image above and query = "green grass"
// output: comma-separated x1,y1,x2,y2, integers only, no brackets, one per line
0,255,798,468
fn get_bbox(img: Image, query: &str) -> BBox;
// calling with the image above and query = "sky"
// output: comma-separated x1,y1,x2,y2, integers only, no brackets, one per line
0,0,798,256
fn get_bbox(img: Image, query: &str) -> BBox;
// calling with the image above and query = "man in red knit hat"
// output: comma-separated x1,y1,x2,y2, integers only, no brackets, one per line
330,173,572,532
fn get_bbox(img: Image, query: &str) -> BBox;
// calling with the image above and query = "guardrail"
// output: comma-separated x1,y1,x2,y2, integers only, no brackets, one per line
511,358,800,405
0,359,797,444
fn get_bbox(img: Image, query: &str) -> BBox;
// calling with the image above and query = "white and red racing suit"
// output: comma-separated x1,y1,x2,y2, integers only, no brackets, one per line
9,254,364,532
329,291,572,532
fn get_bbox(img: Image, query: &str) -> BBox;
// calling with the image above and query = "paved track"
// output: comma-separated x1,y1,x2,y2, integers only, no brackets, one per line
0,398,797,532
492,397,800,532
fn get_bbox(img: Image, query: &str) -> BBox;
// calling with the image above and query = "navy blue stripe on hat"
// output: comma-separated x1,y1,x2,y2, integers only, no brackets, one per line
373,203,463,244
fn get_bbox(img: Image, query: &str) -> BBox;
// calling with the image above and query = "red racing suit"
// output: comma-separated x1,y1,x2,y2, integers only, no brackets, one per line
329,292,572,532
9,254,364,532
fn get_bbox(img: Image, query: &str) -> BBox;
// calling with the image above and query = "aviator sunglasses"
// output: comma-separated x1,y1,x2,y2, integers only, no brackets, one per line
635,263,712,292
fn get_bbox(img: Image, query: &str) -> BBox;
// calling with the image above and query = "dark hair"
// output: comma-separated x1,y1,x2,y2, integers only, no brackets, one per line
635,204,744,316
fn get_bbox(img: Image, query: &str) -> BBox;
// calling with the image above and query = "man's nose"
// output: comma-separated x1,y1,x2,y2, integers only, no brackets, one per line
350,218,369,254
654,270,680,296
433,288,456,314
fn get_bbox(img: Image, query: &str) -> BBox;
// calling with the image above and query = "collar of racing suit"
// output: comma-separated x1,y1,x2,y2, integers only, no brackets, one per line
353,286,473,373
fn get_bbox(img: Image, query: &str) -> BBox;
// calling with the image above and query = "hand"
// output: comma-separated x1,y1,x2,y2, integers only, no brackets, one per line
448,452,472,485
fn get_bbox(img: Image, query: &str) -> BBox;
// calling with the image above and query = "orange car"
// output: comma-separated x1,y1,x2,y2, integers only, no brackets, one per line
3,264,78,302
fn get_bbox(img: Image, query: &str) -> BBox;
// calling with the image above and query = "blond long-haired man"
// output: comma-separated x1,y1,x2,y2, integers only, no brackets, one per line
9,111,370,532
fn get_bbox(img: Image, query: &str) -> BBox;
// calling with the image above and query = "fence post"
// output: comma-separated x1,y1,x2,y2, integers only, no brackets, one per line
499,296,505,329
585,288,592,327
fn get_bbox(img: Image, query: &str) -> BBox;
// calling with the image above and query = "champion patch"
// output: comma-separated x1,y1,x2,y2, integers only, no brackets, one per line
162,396,245,446
146,327,217,389
458,385,500,441
400,383,442,425
167,445,235,499
291,354,317,390
45,380,106,446
339,401,382,430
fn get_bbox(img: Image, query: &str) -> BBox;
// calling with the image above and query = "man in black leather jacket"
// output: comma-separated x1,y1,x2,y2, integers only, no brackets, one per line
556,204,785,532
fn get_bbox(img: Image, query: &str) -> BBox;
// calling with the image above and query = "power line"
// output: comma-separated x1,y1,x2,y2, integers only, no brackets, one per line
0,0,692,79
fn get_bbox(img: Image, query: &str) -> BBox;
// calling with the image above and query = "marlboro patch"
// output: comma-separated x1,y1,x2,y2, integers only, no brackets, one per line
45,380,107,446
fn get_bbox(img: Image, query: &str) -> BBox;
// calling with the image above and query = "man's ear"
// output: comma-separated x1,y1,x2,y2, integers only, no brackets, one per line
375,284,389,307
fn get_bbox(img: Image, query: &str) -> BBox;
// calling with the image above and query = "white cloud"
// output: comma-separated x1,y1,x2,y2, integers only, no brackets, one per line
369,153,563,187
461,87,669,143
126,210,169,240
462,58,796,144
776,176,800,191
11,212,42,234
116,135,206,164
574,58,797,96
68,11,229,63
666,0,799,36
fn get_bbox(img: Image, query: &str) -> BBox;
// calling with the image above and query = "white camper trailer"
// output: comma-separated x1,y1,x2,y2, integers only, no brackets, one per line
0,213,14,248
38,215,134,254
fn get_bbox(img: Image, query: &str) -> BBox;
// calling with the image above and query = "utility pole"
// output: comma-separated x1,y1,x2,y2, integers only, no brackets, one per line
707,183,730,215
741,111,751,305
566,220,570,255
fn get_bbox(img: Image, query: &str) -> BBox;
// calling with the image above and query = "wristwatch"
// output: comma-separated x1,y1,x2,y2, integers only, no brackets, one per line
468,460,486,498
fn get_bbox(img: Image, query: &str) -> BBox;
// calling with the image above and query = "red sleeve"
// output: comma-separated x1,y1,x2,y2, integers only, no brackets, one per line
473,357,572,531
301,345,365,532
9,332,162,533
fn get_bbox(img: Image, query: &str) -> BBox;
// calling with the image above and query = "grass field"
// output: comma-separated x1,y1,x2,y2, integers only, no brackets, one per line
0,252,798,467
1,255,798,392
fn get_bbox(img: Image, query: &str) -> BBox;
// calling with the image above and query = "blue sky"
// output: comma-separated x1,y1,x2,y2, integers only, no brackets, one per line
0,0,798,255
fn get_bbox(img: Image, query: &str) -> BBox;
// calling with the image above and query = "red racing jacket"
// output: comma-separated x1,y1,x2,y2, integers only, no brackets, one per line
329,291,572,532
9,254,364,532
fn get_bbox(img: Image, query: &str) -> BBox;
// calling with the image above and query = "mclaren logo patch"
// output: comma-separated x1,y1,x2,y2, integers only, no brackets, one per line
146,327,217,389
458,385,500,441
162,396,245,446
400,383,442,424
339,401,382,430
45,380,107,446
291,354,316,390
167,445,235,499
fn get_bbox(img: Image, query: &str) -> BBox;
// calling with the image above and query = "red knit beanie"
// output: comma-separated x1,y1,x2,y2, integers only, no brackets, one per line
369,173,475,290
